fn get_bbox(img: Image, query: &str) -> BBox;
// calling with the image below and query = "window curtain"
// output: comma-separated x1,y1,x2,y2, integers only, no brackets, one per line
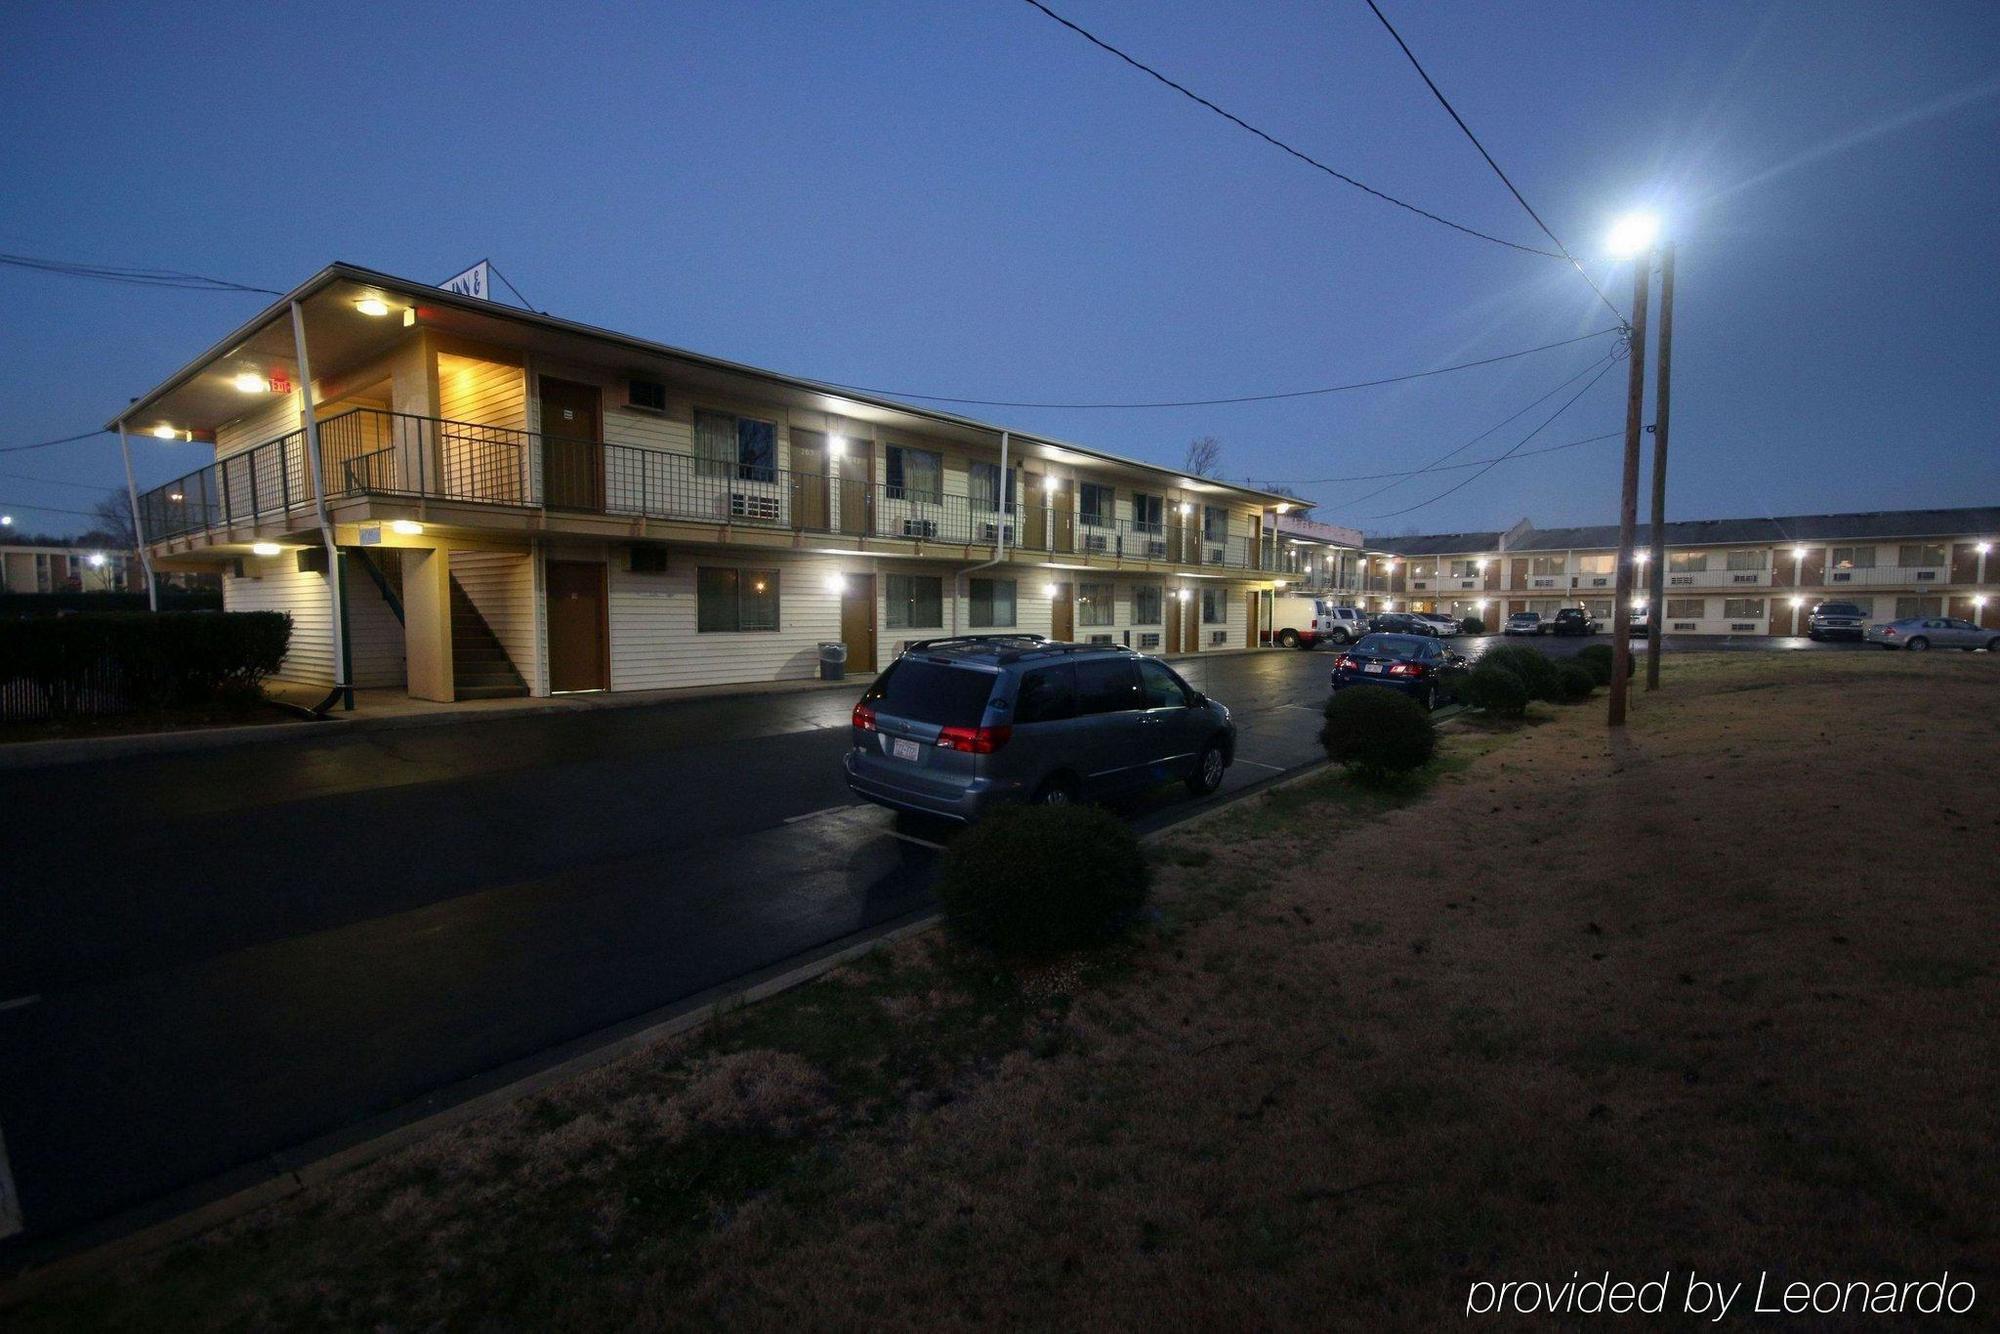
694,411,736,480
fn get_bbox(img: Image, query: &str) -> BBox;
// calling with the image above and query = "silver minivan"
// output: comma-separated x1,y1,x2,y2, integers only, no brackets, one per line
843,636,1236,821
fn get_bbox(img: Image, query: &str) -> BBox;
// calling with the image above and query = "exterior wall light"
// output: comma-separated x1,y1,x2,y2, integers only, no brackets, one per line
824,573,846,594
1043,583,1060,598
1178,501,1192,515
1042,475,1060,493
231,372,269,394
826,435,847,456
87,552,106,567
355,298,391,317
251,542,282,556
1791,596,1804,607
1979,542,1992,555
390,520,424,535
152,425,179,440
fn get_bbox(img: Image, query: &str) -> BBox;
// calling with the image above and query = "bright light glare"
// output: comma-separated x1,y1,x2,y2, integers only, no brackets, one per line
355,298,391,317
252,542,282,556
231,372,268,394
88,552,106,567
1606,213,1660,258
826,435,846,457
824,573,846,593
1042,583,1060,598
389,519,424,535
152,425,178,440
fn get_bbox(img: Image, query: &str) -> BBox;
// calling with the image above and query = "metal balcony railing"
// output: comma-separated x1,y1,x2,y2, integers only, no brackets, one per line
139,408,1266,569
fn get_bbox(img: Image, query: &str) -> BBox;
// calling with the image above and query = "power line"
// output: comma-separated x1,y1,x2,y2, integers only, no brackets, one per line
1018,0,1563,259
0,468,121,493
0,429,107,455
0,499,107,521
0,252,283,296
1360,0,1624,325
1355,354,1621,519
1319,350,1619,509
823,326,1617,408
1257,428,1620,486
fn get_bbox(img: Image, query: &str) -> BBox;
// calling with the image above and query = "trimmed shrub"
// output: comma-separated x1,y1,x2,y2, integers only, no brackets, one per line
1555,661,1597,703
934,804,1150,956
1464,662,1530,718
0,611,291,720
1575,643,1632,684
1458,615,1485,635
1476,644,1563,702
1320,685,1436,781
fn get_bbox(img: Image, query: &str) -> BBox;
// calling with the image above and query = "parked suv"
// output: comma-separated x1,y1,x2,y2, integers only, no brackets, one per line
844,636,1236,821
1806,601,1867,641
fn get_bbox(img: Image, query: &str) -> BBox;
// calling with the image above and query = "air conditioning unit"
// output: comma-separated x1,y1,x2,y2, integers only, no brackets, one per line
1206,546,1225,564
1670,575,1694,586
1084,534,1110,553
1146,539,1168,558
1087,633,1115,645
628,545,668,574
1532,577,1556,588
1411,580,1428,590
1459,580,1477,589
977,522,1016,544
730,491,780,521
1732,574,1757,584
1672,621,1696,631
1916,570,1937,581
1589,577,1609,587
1139,632,1161,650
1730,622,1756,631
1831,571,1852,582
1209,630,1228,645
902,518,938,539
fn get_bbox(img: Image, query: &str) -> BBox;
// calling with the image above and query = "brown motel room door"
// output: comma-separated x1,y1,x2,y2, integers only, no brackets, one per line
546,560,607,692
840,575,877,673
540,377,603,511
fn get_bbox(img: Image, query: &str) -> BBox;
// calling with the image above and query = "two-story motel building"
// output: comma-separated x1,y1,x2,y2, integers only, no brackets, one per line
1268,510,2000,634
115,264,1298,704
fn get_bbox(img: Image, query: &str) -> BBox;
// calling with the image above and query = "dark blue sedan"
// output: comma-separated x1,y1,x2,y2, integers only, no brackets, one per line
1329,633,1465,711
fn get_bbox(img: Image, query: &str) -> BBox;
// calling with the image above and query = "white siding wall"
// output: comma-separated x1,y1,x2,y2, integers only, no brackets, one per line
224,556,334,686
438,354,526,429
214,391,303,458
608,550,846,691
451,549,538,683
345,562,405,688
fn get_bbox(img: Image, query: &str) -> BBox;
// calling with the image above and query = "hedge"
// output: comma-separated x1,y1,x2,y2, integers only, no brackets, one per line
1464,662,1530,718
1458,615,1486,635
934,804,1151,956
1321,685,1436,781
1555,661,1598,703
0,611,291,720
1576,643,1632,684
1475,644,1563,703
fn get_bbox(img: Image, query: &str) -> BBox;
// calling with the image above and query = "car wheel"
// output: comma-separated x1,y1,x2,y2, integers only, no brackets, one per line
1278,628,1299,649
1420,685,1436,712
1329,629,1349,645
1907,636,1929,651
1186,741,1226,796
1032,774,1078,806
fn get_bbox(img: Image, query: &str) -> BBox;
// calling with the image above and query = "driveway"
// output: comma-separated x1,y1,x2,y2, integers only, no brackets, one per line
0,650,1334,1246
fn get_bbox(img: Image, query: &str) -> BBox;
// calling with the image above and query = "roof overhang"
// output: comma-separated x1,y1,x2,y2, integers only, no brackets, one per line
109,262,1298,507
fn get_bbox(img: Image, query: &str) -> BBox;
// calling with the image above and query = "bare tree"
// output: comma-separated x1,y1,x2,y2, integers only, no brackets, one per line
1183,435,1223,478
89,490,136,548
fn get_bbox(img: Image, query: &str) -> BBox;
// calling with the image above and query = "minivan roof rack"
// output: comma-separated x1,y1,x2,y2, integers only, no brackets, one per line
903,634,1049,653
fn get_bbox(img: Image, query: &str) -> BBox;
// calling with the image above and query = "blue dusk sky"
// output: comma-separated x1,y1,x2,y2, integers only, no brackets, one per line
2,0,1997,538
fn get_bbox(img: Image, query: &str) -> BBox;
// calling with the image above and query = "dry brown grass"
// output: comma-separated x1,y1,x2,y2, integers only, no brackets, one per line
12,651,1998,1330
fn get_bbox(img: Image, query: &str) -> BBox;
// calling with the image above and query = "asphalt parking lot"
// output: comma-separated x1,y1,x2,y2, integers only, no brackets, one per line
0,630,1902,1251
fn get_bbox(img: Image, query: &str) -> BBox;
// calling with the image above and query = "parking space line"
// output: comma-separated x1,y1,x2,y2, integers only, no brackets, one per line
0,994,40,1013
783,804,864,824
886,830,946,851
1234,758,1288,772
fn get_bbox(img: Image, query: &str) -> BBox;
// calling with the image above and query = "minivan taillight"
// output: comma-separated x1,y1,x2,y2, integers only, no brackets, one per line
852,702,878,731
934,724,1012,754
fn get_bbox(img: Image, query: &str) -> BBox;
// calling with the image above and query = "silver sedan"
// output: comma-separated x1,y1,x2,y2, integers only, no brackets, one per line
1865,616,2000,651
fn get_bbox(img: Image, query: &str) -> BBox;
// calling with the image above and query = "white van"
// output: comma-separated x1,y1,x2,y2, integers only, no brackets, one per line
1270,596,1366,649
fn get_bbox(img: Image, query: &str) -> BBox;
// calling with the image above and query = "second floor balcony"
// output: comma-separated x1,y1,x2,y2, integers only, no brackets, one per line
138,408,1265,571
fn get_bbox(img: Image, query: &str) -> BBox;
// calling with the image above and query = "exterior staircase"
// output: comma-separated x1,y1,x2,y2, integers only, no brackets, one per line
351,548,527,700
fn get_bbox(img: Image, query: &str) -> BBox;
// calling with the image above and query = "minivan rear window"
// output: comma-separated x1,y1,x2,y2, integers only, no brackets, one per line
863,660,996,726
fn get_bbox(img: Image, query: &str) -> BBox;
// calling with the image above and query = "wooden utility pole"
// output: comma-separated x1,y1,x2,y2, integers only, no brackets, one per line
1644,243,1676,690
1607,256,1651,727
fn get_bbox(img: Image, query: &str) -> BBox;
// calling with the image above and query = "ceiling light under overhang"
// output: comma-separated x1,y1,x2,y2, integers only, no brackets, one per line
231,372,269,394
355,298,391,317
152,425,180,440
389,519,424,535
251,542,282,556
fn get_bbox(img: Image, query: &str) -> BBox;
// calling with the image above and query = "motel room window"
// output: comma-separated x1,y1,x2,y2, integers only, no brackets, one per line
1131,492,1164,534
1668,550,1709,573
1202,505,1228,543
1831,545,1875,570
1201,588,1224,624
1666,598,1705,620
1722,598,1764,619
1448,558,1483,578
1895,596,1943,619
884,574,943,630
967,462,1016,513
1529,555,1567,576
885,445,943,504
969,577,1016,628
1078,483,1115,528
697,567,780,632
1839,597,1875,617
1898,543,1946,568
1132,585,1163,625
693,409,777,482
1078,580,1115,627
1725,548,1768,571
1576,553,1615,574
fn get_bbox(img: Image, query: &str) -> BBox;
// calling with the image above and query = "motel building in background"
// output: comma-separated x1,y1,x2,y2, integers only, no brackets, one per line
1265,510,2000,634
115,263,1300,705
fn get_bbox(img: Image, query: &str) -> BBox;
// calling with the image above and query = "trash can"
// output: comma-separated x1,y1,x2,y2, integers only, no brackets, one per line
818,641,848,681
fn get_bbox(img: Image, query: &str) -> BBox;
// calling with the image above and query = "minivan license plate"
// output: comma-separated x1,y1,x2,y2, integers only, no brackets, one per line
891,738,920,761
